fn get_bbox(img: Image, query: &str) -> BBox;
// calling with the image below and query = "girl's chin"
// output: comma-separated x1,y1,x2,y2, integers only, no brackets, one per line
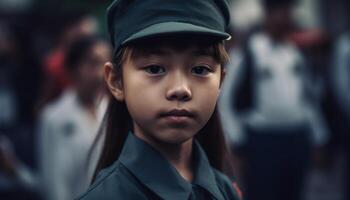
152,130,197,145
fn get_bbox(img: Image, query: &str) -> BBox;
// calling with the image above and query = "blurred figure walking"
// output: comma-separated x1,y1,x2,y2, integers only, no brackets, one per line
38,36,110,200
219,1,329,200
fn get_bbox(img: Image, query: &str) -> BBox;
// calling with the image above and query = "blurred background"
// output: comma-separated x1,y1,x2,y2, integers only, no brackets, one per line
0,0,349,200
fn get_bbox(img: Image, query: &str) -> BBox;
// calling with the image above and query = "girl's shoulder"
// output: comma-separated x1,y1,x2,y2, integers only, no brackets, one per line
76,161,151,200
211,169,243,200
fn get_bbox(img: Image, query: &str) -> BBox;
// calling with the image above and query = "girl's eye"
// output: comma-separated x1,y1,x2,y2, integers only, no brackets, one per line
191,66,212,76
144,65,166,75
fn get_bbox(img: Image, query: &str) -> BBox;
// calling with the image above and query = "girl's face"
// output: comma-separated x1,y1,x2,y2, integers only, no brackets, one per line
107,44,223,145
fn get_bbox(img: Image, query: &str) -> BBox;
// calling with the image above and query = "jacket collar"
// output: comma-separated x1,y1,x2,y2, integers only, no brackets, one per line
118,132,224,200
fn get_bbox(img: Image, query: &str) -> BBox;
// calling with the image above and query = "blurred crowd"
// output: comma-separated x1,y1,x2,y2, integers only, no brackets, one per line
0,0,349,200
0,1,112,199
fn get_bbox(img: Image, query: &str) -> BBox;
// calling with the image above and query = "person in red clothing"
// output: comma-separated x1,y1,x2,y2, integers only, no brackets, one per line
39,13,98,107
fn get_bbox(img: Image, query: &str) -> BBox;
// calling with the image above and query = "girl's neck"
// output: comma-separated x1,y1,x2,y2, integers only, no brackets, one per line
133,127,194,182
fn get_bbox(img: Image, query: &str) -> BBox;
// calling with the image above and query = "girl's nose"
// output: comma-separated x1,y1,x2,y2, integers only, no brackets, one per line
166,76,192,102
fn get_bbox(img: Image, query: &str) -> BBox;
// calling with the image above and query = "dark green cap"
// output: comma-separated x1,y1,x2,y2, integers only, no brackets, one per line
107,0,231,53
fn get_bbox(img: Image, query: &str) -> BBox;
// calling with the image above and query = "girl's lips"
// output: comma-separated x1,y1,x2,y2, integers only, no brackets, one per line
160,109,195,118
162,115,192,123
159,109,195,124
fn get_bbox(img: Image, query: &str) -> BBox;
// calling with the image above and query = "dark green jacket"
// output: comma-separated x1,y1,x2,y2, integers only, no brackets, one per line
77,132,241,200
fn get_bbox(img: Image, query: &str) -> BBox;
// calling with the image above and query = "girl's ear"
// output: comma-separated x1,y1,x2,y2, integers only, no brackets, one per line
104,62,125,101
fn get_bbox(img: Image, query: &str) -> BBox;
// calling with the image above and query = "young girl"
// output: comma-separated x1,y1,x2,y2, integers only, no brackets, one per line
78,0,242,199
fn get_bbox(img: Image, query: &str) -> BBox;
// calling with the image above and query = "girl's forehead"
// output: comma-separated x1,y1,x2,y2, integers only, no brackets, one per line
117,36,227,65
141,45,212,54
128,38,218,57
130,45,217,61
130,34,218,47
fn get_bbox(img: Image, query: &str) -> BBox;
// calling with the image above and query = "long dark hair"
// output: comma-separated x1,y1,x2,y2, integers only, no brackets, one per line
91,37,234,182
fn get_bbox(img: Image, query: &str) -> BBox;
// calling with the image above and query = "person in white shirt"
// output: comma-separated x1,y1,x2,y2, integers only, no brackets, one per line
38,36,110,200
39,91,106,200
219,1,329,200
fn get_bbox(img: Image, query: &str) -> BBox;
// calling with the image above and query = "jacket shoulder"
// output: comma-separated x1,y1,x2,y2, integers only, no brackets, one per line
76,161,147,200
212,169,243,200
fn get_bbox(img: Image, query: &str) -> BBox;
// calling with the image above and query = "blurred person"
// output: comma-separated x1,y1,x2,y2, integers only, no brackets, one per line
38,35,109,200
38,12,98,109
0,36,110,200
219,0,329,200
290,29,344,200
332,32,350,200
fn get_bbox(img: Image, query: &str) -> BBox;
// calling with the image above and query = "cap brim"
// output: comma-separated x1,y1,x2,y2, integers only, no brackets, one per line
122,21,231,45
